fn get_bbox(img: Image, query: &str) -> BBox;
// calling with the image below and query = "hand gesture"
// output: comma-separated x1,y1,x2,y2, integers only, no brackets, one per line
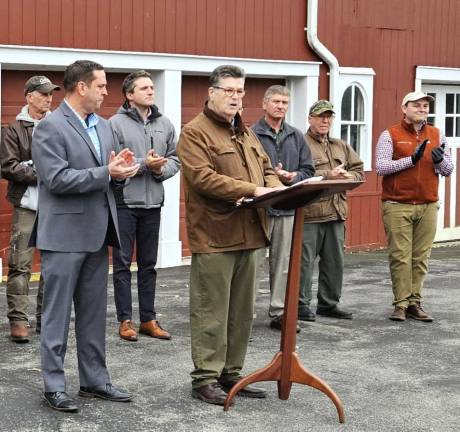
108,149,140,180
329,163,352,179
145,150,168,175
274,163,297,184
411,139,429,165
431,142,445,164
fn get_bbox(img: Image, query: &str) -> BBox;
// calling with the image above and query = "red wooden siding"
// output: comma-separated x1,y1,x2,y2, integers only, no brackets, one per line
0,0,315,61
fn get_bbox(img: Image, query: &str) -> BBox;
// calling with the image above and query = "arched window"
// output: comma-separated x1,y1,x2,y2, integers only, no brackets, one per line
340,85,365,153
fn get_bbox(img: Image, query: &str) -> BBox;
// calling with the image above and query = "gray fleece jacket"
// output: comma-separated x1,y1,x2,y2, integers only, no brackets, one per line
110,103,180,208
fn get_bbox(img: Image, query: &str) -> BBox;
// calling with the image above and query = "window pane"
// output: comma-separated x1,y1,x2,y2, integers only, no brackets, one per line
354,87,365,121
350,124,360,152
446,94,454,114
445,117,454,137
341,125,348,142
456,94,460,114
456,117,460,137
428,93,436,114
427,116,435,126
341,87,352,121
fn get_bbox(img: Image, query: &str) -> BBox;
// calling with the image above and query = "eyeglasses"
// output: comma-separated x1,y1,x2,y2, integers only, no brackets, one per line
213,86,246,97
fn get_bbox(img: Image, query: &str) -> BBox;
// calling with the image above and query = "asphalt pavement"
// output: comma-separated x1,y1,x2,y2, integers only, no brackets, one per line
0,245,459,432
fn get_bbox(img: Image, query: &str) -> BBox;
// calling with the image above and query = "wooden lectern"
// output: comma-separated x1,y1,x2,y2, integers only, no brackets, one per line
223,179,364,423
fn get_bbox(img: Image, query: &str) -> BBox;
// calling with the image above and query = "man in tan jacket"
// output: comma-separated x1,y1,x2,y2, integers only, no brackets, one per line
177,65,282,406
298,100,364,322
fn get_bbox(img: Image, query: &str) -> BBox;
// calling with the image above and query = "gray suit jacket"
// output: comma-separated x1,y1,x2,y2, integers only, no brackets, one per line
31,101,121,252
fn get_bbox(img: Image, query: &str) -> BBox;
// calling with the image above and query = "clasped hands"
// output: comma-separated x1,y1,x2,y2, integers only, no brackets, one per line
145,149,168,175
274,163,297,184
108,148,140,180
328,163,353,179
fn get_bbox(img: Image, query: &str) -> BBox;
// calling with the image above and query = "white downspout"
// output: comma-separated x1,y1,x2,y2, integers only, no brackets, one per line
305,0,341,136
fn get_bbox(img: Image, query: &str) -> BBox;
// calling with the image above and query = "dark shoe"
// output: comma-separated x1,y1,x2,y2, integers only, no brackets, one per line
407,303,433,322
389,306,406,321
192,383,232,406
119,320,138,341
317,306,353,320
298,305,316,322
269,316,300,333
10,322,30,343
79,384,133,402
219,379,267,399
43,392,79,412
36,321,41,335
139,320,171,340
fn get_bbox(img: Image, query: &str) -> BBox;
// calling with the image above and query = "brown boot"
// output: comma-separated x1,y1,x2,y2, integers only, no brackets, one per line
119,320,138,341
10,322,30,343
407,303,433,322
389,306,406,321
139,320,171,340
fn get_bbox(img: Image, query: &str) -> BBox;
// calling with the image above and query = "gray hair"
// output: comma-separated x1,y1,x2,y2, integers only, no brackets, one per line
209,65,245,87
263,85,290,101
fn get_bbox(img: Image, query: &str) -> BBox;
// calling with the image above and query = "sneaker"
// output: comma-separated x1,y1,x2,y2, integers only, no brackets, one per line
389,306,406,321
406,303,433,322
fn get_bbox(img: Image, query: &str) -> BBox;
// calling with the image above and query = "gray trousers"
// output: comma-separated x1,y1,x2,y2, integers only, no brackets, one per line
40,247,110,392
299,221,345,311
190,250,257,389
256,215,294,318
6,206,44,324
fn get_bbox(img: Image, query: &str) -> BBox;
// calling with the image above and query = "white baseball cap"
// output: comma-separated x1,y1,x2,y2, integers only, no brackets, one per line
402,91,434,106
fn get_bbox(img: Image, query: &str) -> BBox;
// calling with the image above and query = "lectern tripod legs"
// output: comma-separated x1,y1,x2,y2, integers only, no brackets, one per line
223,350,345,423
224,206,344,423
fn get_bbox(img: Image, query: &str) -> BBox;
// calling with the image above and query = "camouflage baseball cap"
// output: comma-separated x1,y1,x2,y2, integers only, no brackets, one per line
309,100,335,116
24,75,60,95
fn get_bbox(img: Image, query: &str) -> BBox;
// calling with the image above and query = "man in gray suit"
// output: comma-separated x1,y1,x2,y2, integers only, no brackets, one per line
31,60,139,413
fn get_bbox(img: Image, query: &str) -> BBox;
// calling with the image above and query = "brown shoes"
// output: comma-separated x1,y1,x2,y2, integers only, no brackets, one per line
407,303,433,322
139,320,171,340
10,322,29,343
219,378,267,398
119,320,138,341
389,306,406,321
192,383,233,406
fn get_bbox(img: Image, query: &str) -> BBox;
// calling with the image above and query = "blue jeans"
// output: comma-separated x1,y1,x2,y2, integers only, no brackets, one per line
112,207,161,323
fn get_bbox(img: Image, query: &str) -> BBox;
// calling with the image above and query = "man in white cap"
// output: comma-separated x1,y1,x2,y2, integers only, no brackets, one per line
376,91,453,322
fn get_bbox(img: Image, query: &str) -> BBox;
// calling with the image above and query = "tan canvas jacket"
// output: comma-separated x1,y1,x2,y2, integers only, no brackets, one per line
303,129,364,223
177,105,282,253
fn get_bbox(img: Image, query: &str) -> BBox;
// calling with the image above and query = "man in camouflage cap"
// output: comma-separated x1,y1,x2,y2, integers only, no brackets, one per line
298,100,364,322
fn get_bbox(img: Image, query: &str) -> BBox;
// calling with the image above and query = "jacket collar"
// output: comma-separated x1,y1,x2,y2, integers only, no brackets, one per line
306,128,330,144
118,102,162,124
252,117,295,136
203,102,248,137
400,119,426,134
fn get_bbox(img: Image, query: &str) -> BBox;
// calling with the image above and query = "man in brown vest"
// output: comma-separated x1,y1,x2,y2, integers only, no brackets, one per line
376,91,453,322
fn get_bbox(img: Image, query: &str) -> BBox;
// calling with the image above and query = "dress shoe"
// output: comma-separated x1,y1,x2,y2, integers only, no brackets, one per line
317,305,353,320
139,320,171,340
269,315,300,333
298,305,316,322
389,306,406,321
219,378,267,398
79,383,133,402
43,392,79,412
10,322,29,343
119,320,138,341
192,382,231,406
406,303,433,322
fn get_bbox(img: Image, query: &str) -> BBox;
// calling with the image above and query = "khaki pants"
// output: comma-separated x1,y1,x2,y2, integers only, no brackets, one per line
6,207,44,324
190,250,257,389
382,201,439,307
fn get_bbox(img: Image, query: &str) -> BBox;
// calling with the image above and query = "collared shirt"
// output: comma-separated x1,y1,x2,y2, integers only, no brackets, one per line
64,99,102,161
375,126,452,177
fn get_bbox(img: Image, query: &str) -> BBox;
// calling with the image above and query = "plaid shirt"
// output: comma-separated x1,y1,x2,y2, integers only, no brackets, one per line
375,128,453,177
